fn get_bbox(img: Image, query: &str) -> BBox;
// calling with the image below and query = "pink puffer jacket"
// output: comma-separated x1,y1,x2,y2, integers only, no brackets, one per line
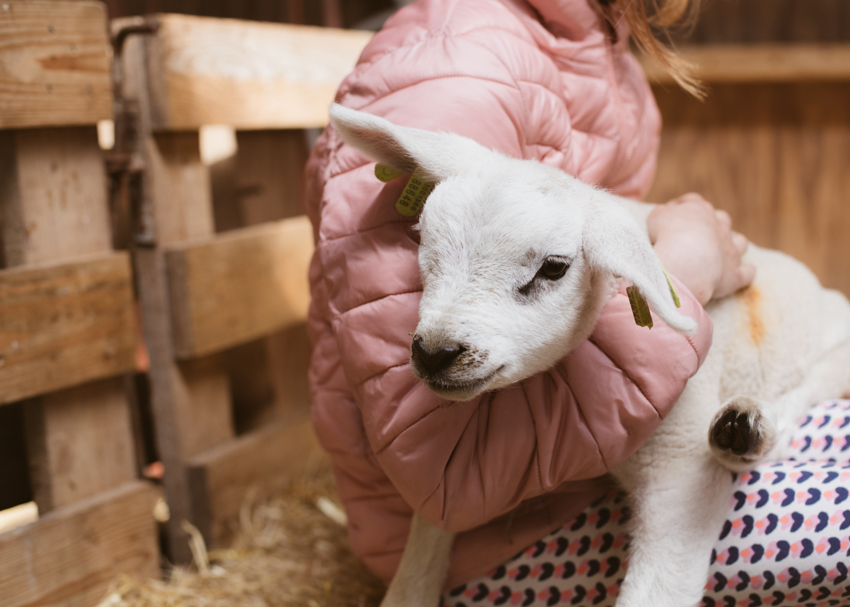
305,0,713,588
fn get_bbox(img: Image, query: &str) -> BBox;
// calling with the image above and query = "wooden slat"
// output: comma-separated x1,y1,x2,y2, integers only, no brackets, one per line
0,480,159,607
142,14,372,130
0,252,136,405
166,215,313,359
187,415,327,547
0,127,113,267
642,44,850,84
25,378,137,511
0,0,112,129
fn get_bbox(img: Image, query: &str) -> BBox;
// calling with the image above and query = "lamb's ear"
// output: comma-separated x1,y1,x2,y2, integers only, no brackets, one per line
328,104,488,183
583,199,698,335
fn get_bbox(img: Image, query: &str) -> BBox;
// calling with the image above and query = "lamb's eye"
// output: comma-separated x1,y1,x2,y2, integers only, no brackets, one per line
538,258,569,281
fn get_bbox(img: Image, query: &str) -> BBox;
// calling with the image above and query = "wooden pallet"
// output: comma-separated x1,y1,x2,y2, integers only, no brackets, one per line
0,3,159,605
115,14,370,561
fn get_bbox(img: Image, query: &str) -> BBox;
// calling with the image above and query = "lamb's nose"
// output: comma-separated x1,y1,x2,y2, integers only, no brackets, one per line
412,336,465,376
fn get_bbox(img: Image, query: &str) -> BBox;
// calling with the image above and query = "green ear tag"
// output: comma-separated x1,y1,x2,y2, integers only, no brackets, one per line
375,164,401,182
662,266,681,308
627,286,653,329
651,253,681,309
394,173,434,217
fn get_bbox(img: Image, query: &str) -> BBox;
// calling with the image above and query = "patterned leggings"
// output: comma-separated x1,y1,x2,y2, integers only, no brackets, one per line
443,400,850,607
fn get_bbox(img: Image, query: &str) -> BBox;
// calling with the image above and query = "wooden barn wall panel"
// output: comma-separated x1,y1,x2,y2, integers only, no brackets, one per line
647,82,850,298
682,0,850,44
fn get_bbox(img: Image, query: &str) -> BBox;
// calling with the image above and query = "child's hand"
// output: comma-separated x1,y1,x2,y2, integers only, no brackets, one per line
648,193,755,306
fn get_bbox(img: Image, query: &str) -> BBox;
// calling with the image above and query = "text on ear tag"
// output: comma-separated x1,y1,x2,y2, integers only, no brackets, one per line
375,164,434,217
627,286,653,329
395,173,434,217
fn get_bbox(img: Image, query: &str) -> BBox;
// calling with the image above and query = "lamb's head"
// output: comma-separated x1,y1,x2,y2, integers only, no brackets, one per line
329,104,696,401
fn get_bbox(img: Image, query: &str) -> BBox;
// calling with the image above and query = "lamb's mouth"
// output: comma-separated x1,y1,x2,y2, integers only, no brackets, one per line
423,366,505,401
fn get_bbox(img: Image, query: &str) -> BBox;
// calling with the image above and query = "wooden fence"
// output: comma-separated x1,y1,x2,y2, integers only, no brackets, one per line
0,2,159,605
0,3,370,603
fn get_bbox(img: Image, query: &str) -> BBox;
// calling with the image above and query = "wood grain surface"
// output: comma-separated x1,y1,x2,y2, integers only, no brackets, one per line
0,253,136,405
0,127,112,267
0,0,112,129
143,14,372,130
0,481,159,607
166,215,313,358
641,44,850,84
24,377,137,510
648,82,850,299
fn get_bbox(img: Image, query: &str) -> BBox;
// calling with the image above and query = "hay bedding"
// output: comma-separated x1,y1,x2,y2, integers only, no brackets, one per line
101,472,386,607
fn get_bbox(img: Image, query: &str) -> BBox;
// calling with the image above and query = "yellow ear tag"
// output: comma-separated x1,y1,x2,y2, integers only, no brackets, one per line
375,164,434,217
662,265,681,308
627,286,653,329
375,164,401,182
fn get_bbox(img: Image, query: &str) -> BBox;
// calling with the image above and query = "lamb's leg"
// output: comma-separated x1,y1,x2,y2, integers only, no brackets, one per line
709,340,850,471
380,513,455,607
613,455,732,607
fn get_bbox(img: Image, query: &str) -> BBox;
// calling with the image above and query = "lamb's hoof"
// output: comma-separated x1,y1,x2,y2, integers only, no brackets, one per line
712,409,757,456
709,396,774,472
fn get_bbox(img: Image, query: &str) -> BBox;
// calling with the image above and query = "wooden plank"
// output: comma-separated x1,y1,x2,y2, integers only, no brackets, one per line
143,14,372,130
187,415,328,547
0,0,112,129
647,82,850,299
146,131,216,246
0,480,159,607
0,127,112,267
0,253,136,405
235,130,308,223
642,44,850,84
24,377,137,511
166,215,313,359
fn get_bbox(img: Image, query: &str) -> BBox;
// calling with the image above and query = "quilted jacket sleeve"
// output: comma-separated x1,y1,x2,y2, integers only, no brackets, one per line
312,33,713,534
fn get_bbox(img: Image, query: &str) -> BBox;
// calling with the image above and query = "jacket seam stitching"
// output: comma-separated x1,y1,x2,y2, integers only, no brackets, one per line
355,361,410,388
587,335,658,418
334,288,422,325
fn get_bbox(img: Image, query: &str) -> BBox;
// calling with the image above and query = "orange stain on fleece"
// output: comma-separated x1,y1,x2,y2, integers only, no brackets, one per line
742,286,765,346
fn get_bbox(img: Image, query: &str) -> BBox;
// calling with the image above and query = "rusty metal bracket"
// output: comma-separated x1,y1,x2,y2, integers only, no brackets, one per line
107,18,160,249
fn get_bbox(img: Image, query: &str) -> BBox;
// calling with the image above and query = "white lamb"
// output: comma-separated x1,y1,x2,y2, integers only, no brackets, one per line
328,104,850,607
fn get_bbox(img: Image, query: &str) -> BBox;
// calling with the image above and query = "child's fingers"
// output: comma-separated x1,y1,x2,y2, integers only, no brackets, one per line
732,231,749,255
